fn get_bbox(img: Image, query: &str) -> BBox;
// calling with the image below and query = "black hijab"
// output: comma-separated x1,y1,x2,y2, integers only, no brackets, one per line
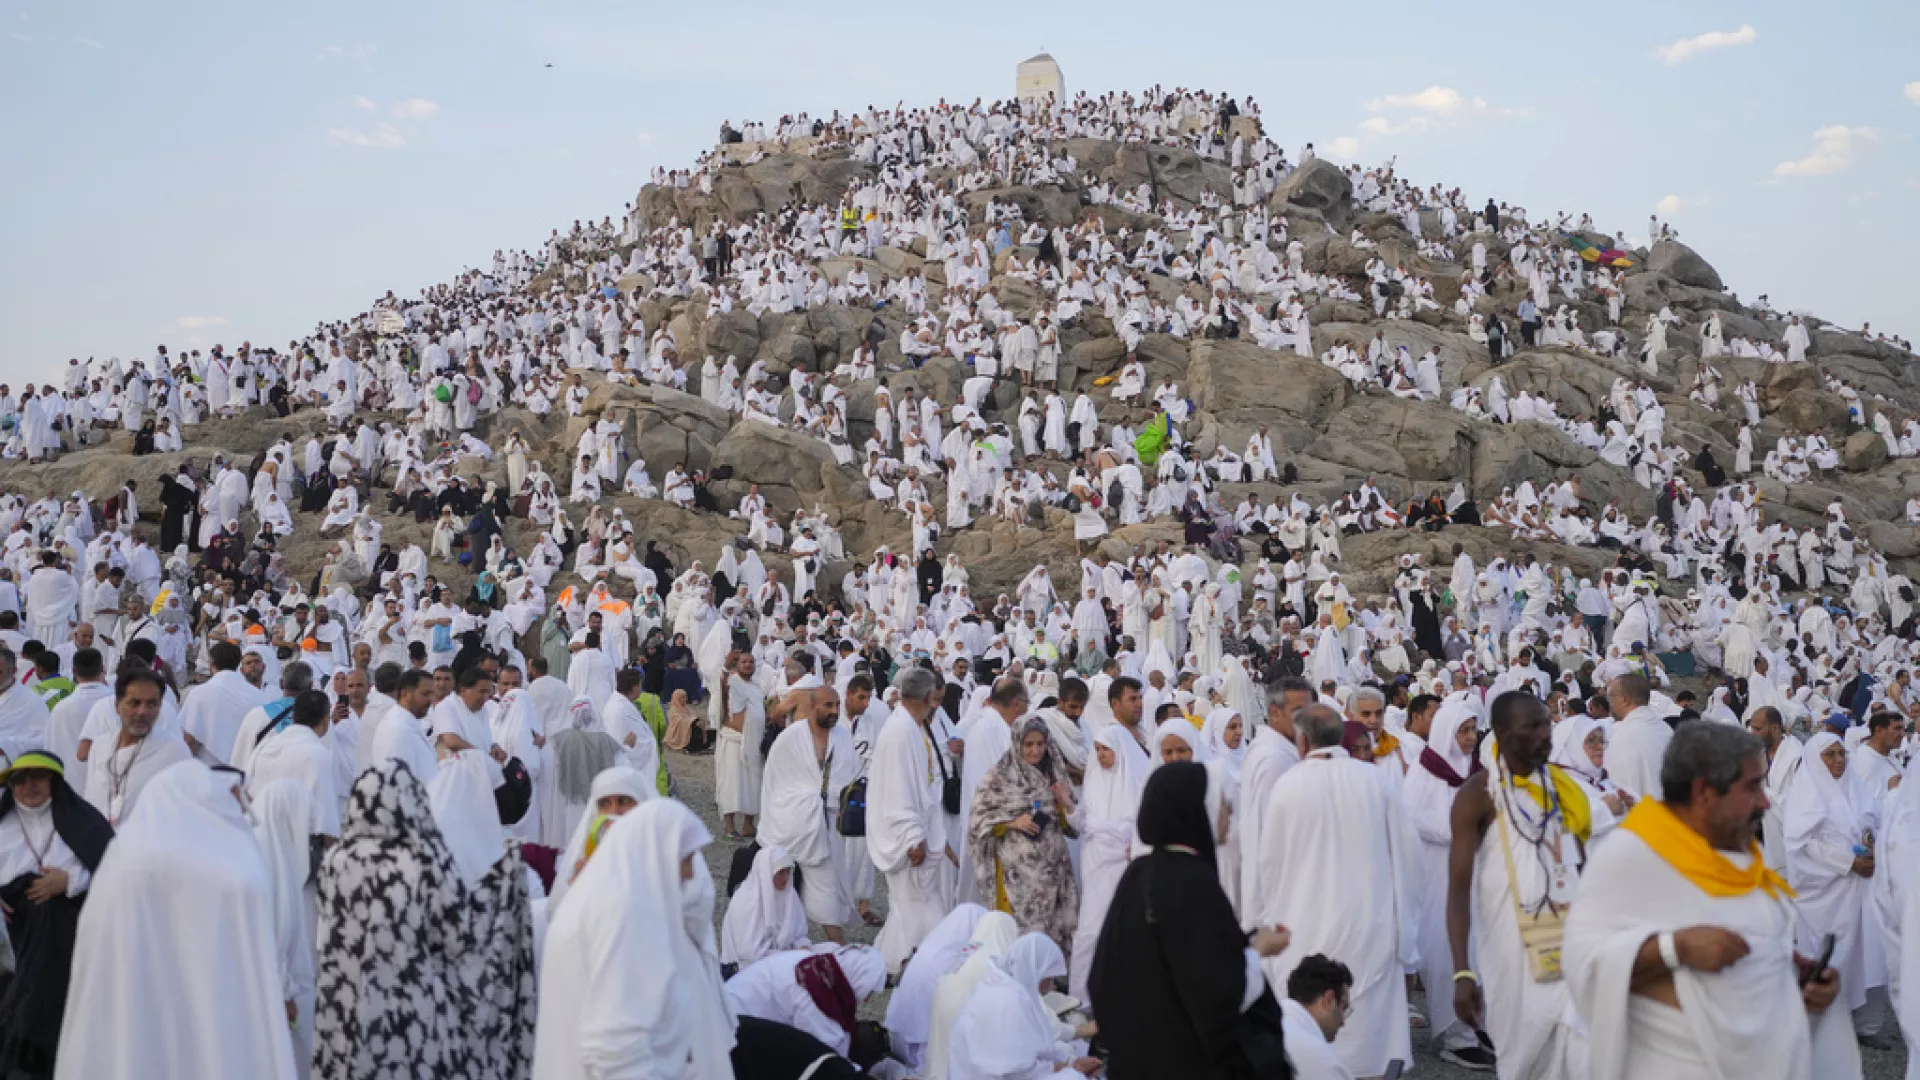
1134,760,1216,865
1089,762,1286,1080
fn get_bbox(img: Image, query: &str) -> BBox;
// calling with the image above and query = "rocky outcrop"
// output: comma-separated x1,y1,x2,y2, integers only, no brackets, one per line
1844,430,1889,473
1647,241,1724,292
1189,340,1349,427
1270,158,1352,217
709,422,863,514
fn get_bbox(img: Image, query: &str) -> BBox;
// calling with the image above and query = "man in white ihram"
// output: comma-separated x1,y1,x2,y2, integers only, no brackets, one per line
867,667,956,973
1602,673,1671,802
1251,704,1414,1079
25,551,78,651
757,678,859,943
1564,722,1853,1080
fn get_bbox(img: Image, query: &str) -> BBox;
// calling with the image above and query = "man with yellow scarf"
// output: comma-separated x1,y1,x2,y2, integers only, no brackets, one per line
1447,690,1590,1079
1563,721,1855,1080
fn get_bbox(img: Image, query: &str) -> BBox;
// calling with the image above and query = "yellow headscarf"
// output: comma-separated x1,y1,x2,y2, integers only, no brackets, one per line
1620,798,1794,899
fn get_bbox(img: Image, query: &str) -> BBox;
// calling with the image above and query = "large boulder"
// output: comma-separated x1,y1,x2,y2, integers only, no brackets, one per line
1309,399,1473,486
1647,241,1723,292
1188,340,1349,427
1774,388,1851,434
1844,430,1889,473
709,423,858,514
700,309,761,362
1105,144,1229,207
1270,158,1352,216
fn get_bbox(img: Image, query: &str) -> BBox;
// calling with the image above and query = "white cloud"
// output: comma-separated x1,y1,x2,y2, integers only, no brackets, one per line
351,95,376,110
1366,86,1491,116
328,123,406,149
172,316,229,330
1906,82,1920,106
1653,25,1757,65
390,97,438,120
1773,125,1881,177
73,35,104,49
636,132,654,144
1653,193,1712,217
319,42,376,60
1324,136,1363,161
1357,86,1521,139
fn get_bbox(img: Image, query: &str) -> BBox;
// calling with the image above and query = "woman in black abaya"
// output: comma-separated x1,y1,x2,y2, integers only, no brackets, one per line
1088,762,1290,1080
0,751,113,1079
1410,584,1445,662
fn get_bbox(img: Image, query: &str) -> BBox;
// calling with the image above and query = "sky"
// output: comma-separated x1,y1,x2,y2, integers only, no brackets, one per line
2,0,1915,387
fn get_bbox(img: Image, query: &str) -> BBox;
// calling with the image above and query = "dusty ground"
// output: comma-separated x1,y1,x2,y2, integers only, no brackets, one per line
663,747,1910,1077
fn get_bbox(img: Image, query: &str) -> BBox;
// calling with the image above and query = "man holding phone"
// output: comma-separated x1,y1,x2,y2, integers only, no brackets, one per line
1564,723,1845,1079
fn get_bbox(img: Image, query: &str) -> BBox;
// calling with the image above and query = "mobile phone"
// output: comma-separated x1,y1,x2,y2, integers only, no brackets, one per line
1384,1061,1404,1080
1802,933,1836,987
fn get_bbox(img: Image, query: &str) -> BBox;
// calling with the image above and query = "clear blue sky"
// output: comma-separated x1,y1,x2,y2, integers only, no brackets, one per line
3,0,1914,386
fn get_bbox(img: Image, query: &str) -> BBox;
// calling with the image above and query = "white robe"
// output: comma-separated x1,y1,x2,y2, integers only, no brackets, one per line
532,802,737,1080
1602,707,1673,801
869,705,956,971
757,719,859,927
57,760,298,1080
179,670,271,766
1252,748,1414,1077
1563,827,1846,1080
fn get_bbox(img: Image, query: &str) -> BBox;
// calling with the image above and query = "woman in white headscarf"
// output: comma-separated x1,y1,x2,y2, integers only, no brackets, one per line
492,686,547,844
547,764,653,920
1548,714,1628,826
719,844,810,971
1400,701,1487,1060
926,912,1022,1080
1874,753,1920,1072
1784,732,1883,1025
1199,708,1246,782
948,932,1089,1080
886,903,990,1071
251,779,318,1078
429,752,537,1074
57,761,297,1080
1151,717,1207,768
536,798,735,1080
1069,725,1149,1004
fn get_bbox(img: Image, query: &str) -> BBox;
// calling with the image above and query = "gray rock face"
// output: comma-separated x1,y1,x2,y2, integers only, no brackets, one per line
1844,430,1889,473
1270,158,1352,215
1647,241,1724,292
1188,340,1349,427
710,422,861,514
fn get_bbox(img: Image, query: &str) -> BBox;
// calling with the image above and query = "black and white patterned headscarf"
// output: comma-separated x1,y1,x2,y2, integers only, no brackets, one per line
314,760,468,1079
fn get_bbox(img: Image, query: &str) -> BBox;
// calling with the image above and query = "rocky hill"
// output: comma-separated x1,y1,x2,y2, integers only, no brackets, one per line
8,113,1918,620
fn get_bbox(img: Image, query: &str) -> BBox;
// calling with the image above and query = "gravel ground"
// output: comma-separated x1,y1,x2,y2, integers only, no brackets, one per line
666,749,1910,1077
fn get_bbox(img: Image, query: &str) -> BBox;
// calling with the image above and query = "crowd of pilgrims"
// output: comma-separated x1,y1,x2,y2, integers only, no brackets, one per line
0,82,1913,1080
